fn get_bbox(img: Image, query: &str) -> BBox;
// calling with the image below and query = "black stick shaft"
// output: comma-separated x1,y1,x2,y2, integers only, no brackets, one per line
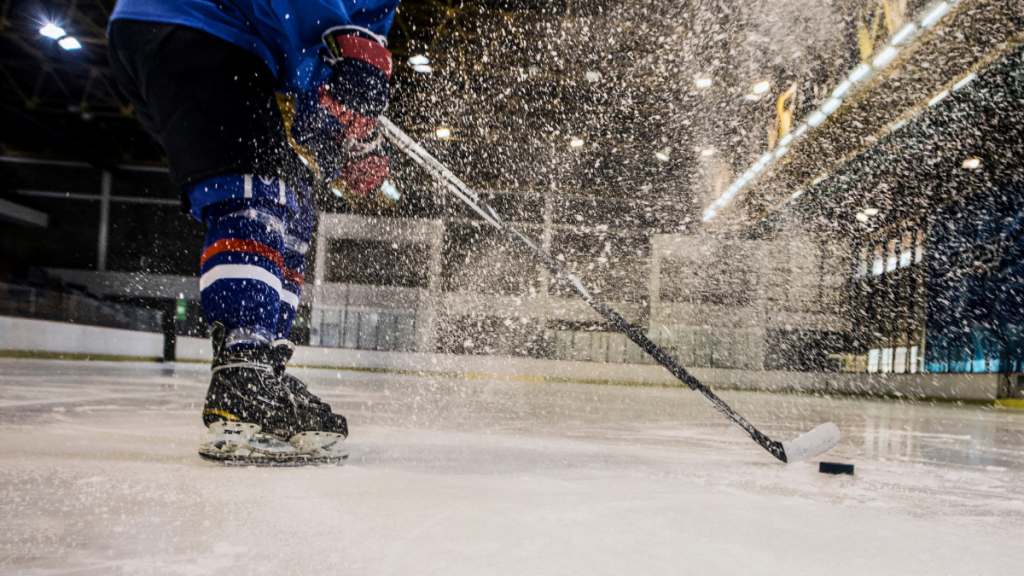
381,118,787,462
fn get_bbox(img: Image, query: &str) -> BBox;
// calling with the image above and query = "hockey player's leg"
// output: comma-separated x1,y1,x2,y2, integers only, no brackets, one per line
269,188,348,436
196,194,347,465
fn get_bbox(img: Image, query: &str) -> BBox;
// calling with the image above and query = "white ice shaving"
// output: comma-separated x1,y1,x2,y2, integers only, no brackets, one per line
781,422,841,462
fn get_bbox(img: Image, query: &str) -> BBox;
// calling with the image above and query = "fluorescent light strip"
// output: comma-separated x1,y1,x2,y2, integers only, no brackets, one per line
849,63,872,83
921,2,950,28
832,80,852,98
928,90,949,106
890,23,916,45
873,46,898,68
821,98,842,115
953,73,976,91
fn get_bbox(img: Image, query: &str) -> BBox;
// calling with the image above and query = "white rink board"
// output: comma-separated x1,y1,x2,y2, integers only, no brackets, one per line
0,315,163,358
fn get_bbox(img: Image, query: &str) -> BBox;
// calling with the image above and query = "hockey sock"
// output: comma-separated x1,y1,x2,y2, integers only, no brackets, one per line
200,198,291,351
276,187,315,341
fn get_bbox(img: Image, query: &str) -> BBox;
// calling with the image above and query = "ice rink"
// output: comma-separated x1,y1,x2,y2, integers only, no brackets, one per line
1,358,1023,575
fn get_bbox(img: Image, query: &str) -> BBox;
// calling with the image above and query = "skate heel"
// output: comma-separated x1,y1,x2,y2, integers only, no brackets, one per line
199,421,262,461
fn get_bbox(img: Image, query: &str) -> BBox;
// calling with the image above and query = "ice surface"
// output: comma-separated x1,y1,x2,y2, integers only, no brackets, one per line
1,358,1023,575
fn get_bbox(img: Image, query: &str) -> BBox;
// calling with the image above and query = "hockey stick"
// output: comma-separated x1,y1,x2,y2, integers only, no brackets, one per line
380,117,840,463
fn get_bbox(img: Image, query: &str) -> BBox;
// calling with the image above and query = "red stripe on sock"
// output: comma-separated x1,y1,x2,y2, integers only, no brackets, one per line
283,267,304,286
201,239,284,269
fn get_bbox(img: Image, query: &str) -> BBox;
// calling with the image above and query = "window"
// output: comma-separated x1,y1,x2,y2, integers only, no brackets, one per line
858,246,869,278
899,232,913,267
894,347,907,373
910,345,919,373
872,245,884,275
886,239,898,272
915,230,924,263
881,348,894,373
868,349,880,373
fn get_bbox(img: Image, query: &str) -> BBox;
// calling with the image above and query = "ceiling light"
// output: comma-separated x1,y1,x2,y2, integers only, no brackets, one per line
778,133,793,147
921,2,950,28
586,71,602,82
412,65,433,74
331,187,344,198
39,23,65,39
856,212,869,222
409,54,430,66
700,148,714,158
864,208,879,216
953,73,976,91
812,176,826,185
832,80,852,98
821,98,842,115
872,46,898,68
807,110,827,127
655,151,670,162
58,36,81,50
794,124,808,137
962,158,981,169
890,23,916,45
745,94,761,101
791,190,804,199
891,119,908,132
435,127,451,140
570,138,584,148
753,81,770,94
849,63,872,83
774,146,789,159
695,77,712,88
928,90,949,106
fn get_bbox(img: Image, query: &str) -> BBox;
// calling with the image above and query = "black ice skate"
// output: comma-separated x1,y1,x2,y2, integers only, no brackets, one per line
198,323,348,466
270,339,348,436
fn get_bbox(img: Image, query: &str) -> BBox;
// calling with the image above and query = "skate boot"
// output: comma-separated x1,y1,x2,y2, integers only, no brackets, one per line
198,323,348,465
269,339,348,436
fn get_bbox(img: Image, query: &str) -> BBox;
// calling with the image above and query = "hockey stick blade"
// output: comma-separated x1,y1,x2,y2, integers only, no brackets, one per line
781,423,841,462
381,117,842,464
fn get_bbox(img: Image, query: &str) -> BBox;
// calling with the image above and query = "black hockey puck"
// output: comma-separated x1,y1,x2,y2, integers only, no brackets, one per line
819,462,854,475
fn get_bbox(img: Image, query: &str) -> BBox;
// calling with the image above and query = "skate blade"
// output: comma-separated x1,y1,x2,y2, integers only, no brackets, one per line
199,421,349,466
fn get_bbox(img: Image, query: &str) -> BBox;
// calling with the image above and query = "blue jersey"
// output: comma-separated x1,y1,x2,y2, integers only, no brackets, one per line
109,0,399,93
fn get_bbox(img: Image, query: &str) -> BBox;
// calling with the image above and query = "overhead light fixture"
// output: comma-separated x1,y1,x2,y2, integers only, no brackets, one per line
807,110,827,127
774,146,789,159
58,36,82,50
753,81,770,94
586,71,602,82
928,90,949,106
849,63,872,83
695,77,712,88
891,119,908,132
412,65,433,74
812,176,826,185
872,46,898,68
791,190,804,199
39,23,66,39
921,2,950,28
953,73,976,91
331,187,344,198
856,212,869,222
435,127,451,139
864,208,879,216
832,80,853,99
700,148,714,158
778,133,793,147
794,124,808,137
409,54,430,66
570,138,584,148
890,23,916,45
962,157,981,169
655,151,670,162
821,98,842,115
745,94,761,101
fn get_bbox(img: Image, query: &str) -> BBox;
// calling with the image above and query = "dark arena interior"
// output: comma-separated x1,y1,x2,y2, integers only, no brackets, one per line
1,1,1023,574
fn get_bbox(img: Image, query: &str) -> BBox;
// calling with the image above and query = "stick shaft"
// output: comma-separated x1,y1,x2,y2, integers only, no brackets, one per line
381,117,787,462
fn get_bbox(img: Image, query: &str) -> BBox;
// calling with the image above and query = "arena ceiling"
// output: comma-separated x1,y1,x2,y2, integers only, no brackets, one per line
1,0,1019,237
